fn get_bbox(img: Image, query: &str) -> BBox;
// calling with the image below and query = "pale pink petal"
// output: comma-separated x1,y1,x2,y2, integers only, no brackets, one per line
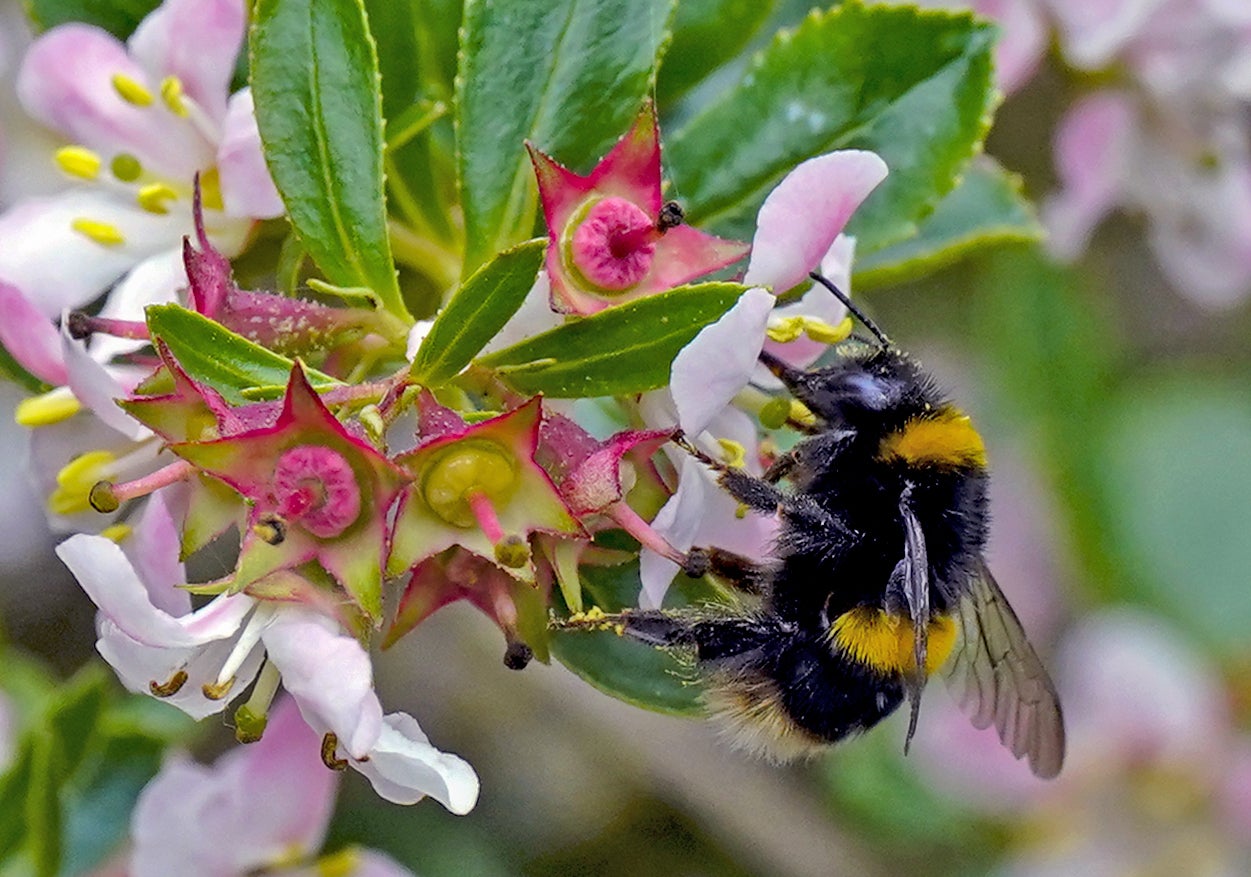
0,280,66,384
262,609,383,760
56,533,253,646
18,25,212,178
671,287,774,436
763,234,855,370
1043,92,1137,260
0,190,184,316
131,755,238,877
1045,0,1170,68
978,0,1047,92
350,712,480,812
128,0,244,124
90,248,187,363
1219,738,1251,842
61,327,150,440
1204,0,1251,24
97,619,263,719
1057,608,1227,771
123,488,187,617
217,88,284,219
744,150,888,294
639,455,709,608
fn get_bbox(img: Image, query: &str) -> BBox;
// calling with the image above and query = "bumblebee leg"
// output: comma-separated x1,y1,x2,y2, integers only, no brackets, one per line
762,451,797,484
683,546,768,595
672,431,787,514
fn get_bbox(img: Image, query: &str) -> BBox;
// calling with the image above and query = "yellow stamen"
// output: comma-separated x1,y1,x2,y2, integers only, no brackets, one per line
202,677,235,700
71,218,125,247
788,399,816,427
99,523,133,543
199,166,224,210
111,73,154,106
716,438,747,469
54,146,101,180
316,848,361,877
49,450,117,516
16,388,81,426
137,183,178,215
111,153,143,182
159,75,188,117
765,315,805,343
804,315,854,344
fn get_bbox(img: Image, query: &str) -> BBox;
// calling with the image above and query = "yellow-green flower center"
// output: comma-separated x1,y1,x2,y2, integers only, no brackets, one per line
421,441,517,528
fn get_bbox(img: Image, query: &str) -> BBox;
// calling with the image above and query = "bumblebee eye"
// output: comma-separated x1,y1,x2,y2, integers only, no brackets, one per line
843,372,897,410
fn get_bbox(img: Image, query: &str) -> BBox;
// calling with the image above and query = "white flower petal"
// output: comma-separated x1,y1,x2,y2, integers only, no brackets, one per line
744,150,887,294
671,287,774,437
57,533,253,647
128,0,245,125
90,248,188,363
638,455,708,608
350,712,480,813
217,88,284,219
62,325,150,441
0,191,184,317
123,488,188,617
262,609,383,759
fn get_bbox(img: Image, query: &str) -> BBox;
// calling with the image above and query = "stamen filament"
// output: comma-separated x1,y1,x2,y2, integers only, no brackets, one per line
467,490,504,543
607,501,686,565
97,460,194,509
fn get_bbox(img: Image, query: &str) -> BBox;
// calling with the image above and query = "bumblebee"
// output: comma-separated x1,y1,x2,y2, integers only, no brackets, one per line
561,274,1065,778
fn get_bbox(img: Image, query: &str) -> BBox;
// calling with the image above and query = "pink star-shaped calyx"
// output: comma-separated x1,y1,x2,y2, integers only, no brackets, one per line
529,101,749,315
387,395,583,583
169,363,408,620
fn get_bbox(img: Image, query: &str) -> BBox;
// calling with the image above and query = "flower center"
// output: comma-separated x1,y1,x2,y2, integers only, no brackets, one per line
272,445,362,538
565,197,659,292
421,441,518,529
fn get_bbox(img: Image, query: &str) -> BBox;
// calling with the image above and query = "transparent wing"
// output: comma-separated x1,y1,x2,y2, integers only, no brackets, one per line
943,560,1066,779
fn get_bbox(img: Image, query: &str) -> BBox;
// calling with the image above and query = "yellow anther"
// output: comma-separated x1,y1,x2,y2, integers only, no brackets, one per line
111,153,143,182
765,315,805,343
48,450,116,516
137,183,178,215
716,438,747,469
199,166,224,210
71,218,125,247
202,677,235,700
316,848,361,877
789,399,816,427
159,75,188,117
804,315,854,345
111,73,154,106
15,388,81,426
54,146,101,180
99,523,133,543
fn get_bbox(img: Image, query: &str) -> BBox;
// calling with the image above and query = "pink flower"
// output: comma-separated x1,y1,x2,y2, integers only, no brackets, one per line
906,0,1047,94
56,493,478,811
0,0,281,372
529,101,749,314
130,698,420,876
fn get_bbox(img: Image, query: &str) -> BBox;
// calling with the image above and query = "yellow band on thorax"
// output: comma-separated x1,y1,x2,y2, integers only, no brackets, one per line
878,408,986,469
829,606,957,676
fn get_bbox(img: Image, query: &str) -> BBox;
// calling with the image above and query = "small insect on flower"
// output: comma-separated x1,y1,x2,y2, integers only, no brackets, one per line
556,273,1066,778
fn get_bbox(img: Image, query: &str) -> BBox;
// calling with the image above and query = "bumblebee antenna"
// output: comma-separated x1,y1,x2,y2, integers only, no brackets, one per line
808,272,891,349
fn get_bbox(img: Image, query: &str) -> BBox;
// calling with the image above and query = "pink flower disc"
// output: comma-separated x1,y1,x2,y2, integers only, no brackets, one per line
272,445,362,538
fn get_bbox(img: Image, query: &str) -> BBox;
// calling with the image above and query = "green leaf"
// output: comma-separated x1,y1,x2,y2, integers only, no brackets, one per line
24,0,160,38
550,561,721,716
666,2,995,253
476,282,747,397
146,305,339,405
251,0,409,320
456,0,673,272
656,0,776,104
854,159,1042,289
1100,377,1251,654
411,239,546,386
0,742,33,862
0,339,50,395
26,735,60,877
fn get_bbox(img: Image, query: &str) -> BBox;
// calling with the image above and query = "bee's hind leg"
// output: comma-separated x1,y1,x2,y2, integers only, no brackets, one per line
671,430,788,515
682,546,769,596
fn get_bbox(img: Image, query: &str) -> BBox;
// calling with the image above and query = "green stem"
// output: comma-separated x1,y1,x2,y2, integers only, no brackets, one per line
389,220,461,291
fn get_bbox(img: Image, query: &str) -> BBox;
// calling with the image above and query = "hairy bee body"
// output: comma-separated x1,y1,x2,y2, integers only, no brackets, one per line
562,281,1066,778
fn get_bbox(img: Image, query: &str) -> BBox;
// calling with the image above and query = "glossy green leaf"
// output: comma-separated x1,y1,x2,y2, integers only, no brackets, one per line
656,0,776,104
1101,378,1251,654
476,282,748,397
146,305,339,405
24,0,160,37
411,239,546,386
456,0,673,271
251,0,409,319
855,159,1042,289
551,561,723,716
667,2,995,253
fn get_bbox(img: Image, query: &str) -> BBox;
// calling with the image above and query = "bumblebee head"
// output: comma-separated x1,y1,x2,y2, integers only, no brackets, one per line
785,347,936,430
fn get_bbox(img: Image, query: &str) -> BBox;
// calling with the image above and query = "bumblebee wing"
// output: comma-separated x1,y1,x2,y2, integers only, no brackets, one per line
943,561,1066,779
899,495,930,750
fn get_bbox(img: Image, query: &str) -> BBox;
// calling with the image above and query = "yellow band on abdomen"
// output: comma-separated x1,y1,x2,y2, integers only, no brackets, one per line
829,607,957,676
